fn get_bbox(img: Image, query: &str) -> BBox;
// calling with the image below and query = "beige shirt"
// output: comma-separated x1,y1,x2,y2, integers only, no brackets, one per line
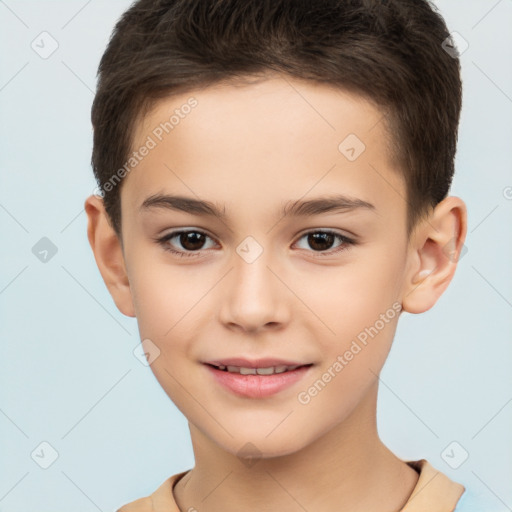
117,459,465,512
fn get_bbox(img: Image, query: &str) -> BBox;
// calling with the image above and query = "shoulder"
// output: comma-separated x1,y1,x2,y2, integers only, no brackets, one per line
116,496,153,512
114,470,190,512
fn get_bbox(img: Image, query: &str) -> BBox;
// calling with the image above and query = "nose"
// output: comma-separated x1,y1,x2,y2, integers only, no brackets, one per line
218,247,290,334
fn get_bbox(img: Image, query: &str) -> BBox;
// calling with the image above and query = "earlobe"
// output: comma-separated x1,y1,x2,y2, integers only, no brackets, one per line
402,196,467,315
84,195,136,318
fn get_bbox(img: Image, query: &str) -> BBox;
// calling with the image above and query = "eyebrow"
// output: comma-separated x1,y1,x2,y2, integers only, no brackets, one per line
139,193,376,220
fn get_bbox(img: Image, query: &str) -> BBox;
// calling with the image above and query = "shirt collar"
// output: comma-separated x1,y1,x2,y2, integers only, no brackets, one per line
147,459,465,512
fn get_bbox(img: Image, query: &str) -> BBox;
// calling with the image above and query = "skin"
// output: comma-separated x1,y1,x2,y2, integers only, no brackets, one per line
85,74,467,512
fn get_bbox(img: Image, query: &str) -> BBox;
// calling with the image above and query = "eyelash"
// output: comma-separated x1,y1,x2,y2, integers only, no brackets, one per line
155,229,356,259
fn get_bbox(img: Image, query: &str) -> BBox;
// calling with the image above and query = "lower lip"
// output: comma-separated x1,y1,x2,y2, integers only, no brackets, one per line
204,364,312,398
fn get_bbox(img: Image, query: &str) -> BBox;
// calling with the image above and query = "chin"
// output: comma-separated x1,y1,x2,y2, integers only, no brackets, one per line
204,423,315,462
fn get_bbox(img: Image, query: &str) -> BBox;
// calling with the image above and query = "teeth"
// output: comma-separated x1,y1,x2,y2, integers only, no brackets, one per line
218,364,301,375
256,367,276,375
239,367,257,375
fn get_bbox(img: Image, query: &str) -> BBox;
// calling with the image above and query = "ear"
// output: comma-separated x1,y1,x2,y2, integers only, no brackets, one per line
84,194,136,317
402,196,467,314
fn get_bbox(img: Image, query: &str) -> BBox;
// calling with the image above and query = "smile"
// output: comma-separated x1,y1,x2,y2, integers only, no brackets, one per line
209,363,308,375
204,363,314,398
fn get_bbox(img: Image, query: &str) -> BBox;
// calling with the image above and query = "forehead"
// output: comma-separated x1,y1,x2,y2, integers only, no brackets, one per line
124,76,404,225
132,76,388,156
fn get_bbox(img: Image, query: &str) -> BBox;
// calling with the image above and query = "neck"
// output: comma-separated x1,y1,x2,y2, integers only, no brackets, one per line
173,381,419,512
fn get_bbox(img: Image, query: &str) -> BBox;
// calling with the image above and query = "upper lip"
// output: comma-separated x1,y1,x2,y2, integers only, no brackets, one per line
204,357,312,368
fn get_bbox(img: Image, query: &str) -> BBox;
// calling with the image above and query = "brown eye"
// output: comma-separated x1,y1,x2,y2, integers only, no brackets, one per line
307,232,336,251
156,228,355,259
178,231,207,251
157,229,217,256
294,230,355,255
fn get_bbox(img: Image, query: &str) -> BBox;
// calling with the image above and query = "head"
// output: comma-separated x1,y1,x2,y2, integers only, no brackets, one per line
85,0,467,460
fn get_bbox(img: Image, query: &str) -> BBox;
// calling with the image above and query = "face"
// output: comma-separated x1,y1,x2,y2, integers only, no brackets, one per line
113,76,413,457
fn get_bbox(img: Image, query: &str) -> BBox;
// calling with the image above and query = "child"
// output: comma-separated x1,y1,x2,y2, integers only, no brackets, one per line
85,0,488,510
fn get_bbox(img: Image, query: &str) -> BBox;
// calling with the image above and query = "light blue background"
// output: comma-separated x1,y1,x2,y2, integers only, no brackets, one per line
1,1,511,510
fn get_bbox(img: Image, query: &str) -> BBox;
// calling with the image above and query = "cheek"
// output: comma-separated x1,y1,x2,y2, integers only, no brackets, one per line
304,254,402,333
129,256,198,334
128,265,203,414
128,260,212,378
303,254,403,381
298,311,399,424
130,275,168,335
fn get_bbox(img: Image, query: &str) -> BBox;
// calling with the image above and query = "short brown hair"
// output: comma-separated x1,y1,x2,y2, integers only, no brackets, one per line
91,0,462,238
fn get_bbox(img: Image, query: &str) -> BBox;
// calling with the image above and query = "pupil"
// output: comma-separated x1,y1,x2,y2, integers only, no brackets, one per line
308,232,334,251
181,232,205,250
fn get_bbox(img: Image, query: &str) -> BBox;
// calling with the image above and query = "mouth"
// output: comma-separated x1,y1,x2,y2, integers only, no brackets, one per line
204,362,313,375
203,362,314,398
